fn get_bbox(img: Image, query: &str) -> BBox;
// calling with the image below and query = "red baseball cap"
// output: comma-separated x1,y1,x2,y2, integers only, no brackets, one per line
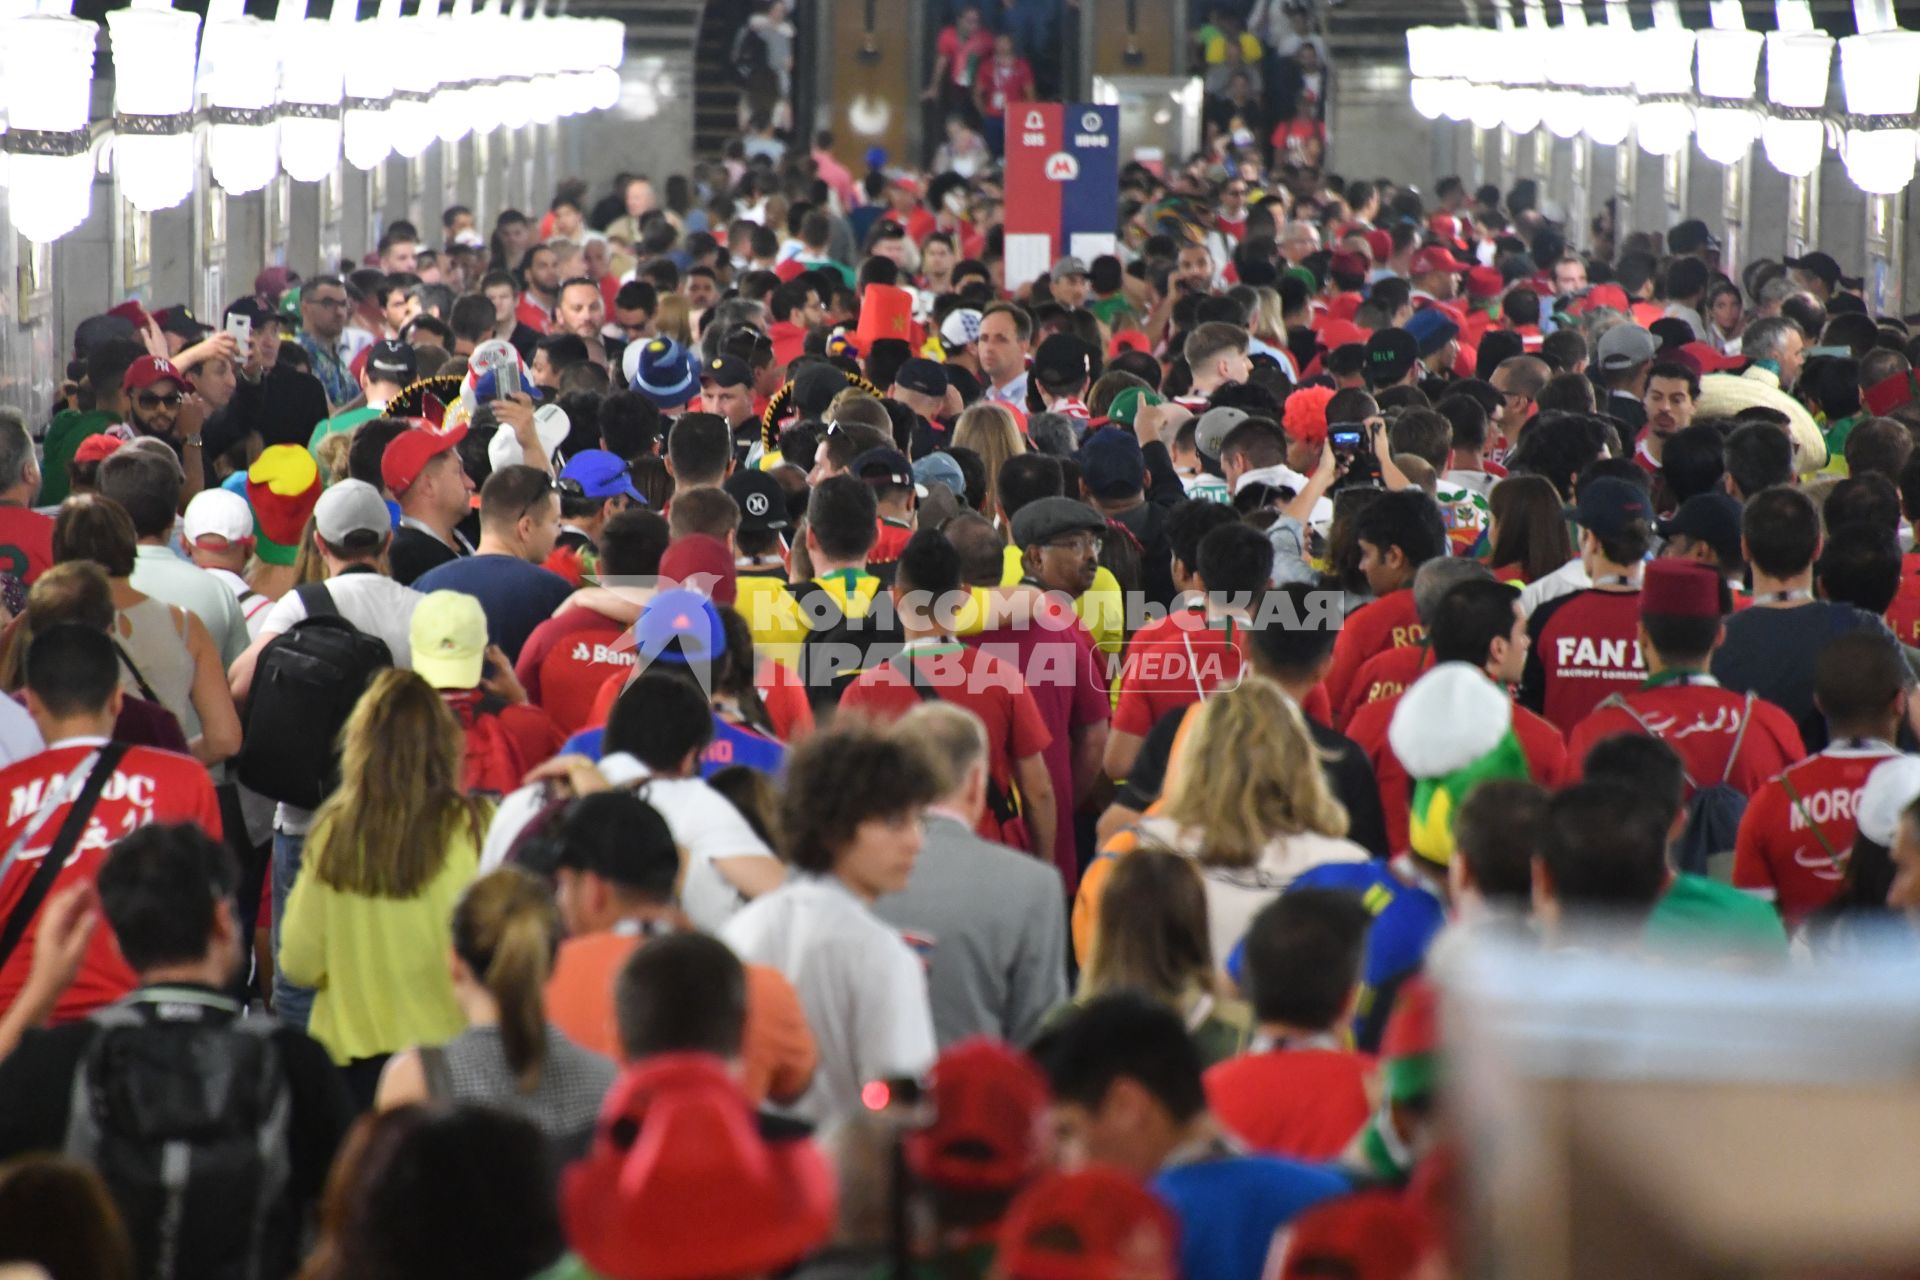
563,1055,836,1280
1464,266,1504,300
1363,228,1392,264
121,355,194,396
1328,251,1370,283
1409,246,1470,275
904,1038,1051,1193
1673,341,1744,376
1109,329,1152,357
73,434,126,466
659,533,738,607
999,1167,1180,1280
380,423,468,496
1277,1191,1439,1280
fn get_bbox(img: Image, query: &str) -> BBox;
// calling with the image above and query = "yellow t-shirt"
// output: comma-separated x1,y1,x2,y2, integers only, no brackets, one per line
278,821,481,1065
739,568,885,671
997,544,1124,656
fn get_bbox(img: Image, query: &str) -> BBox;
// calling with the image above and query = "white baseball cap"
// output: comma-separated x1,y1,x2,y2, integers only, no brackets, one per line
182,488,255,547
940,308,983,351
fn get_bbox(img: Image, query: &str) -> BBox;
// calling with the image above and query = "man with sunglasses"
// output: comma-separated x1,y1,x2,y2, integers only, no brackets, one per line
555,450,646,555
121,356,206,481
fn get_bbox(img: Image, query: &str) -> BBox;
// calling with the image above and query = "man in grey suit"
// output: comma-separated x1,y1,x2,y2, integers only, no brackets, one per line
874,702,1069,1048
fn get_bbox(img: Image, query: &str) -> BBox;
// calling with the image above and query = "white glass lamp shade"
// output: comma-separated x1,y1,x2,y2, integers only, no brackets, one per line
388,14,443,157
1631,27,1696,156
340,31,395,169
462,15,504,134
278,20,344,183
1693,28,1762,165
108,5,201,213
2,15,101,243
1410,78,1445,120
1839,32,1920,195
590,17,624,71
202,16,280,194
1577,23,1634,146
1467,30,1506,135
1495,28,1545,134
529,73,562,125
1761,30,1831,176
1538,26,1584,136
1406,25,1443,78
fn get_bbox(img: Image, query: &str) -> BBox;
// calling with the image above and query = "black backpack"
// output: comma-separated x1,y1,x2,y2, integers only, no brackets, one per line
785,578,906,716
64,992,294,1280
235,582,393,809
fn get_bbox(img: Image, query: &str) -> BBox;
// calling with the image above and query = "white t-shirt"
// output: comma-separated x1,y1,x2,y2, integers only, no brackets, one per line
1517,557,1592,619
260,572,424,835
720,874,936,1124
480,751,778,932
257,573,424,671
206,567,275,639
0,696,44,770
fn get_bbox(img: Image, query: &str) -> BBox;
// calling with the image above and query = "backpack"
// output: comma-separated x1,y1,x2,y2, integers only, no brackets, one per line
452,693,529,797
1599,689,1756,877
235,582,394,810
65,993,294,1280
785,578,906,716
730,26,768,83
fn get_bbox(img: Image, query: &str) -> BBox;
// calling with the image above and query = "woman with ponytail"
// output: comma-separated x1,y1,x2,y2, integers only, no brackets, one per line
375,867,616,1160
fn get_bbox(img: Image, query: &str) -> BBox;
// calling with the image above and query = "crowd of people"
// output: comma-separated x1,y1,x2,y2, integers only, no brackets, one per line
0,50,1919,1278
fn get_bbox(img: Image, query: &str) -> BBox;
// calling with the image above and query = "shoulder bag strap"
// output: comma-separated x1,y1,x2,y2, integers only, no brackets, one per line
418,1043,453,1102
294,581,338,619
1779,770,1844,871
109,639,160,705
0,742,130,975
1602,693,1700,790
1719,692,1757,786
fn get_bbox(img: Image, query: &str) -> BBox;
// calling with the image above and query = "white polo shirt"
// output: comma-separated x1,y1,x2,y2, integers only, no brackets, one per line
480,751,777,933
720,873,936,1124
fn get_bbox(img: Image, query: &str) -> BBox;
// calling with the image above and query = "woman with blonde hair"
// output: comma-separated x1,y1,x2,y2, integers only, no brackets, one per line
1133,676,1368,961
1079,847,1249,1065
51,496,240,765
375,867,614,1160
654,293,694,347
279,669,487,1107
952,403,1027,514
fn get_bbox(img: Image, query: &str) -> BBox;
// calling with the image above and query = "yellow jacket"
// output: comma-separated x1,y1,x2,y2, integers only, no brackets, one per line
279,825,481,1065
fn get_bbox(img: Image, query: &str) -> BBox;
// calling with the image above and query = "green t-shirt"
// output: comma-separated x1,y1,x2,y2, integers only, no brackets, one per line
796,255,857,290
1646,872,1789,959
308,406,382,480
1087,293,1139,330
38,407,117,507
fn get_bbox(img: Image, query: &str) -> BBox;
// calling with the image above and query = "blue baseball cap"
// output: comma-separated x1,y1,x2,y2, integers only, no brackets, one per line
1405,307,1460,357
632,588,727,667
1078,428,1147,500
627,337,700,409
561,449,646,505
911,450,966,499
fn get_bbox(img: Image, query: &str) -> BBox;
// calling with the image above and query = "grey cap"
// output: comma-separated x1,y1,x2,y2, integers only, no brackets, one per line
1010,496,1107,548
1595,323,1658,372
314,478,393,542
1051,255,1090,279
1193,406,1250,459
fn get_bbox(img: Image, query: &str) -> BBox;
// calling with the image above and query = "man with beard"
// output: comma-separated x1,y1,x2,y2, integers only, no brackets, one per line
1634,361,1698,474
120,356,206,505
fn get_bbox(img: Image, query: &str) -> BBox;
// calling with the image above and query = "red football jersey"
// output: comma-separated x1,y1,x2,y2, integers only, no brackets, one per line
516,609,631,735
1112,607,1250,738
1206,1048,1376,1162
1520,587,1647,733
1565,676,1807,796
1322,591,1424,718
1335,644,1433,731
1733,741,1900,927
1885,553,1920,644
1348,687,1568,856
0,742,221,1022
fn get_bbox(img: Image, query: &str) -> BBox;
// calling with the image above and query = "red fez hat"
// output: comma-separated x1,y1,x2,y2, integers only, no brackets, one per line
1864,369,1920,417
853,284,914,351
1642,559,1722,620
1465,266,1504,300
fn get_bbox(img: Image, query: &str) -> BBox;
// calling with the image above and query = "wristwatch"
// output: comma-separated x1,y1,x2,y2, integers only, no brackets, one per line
183,435,203,447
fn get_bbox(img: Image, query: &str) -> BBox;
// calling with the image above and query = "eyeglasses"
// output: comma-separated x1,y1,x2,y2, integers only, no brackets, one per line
1044,534,1102,555
136,391,183,409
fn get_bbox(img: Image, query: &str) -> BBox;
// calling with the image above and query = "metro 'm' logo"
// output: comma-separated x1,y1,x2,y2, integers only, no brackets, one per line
1045,153,1079,181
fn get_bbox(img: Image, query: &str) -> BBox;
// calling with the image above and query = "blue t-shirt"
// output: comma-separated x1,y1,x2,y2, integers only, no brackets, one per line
411,554,574,663
1153,1156,1349,1280
563,715,786,779
1225,862,1445,1055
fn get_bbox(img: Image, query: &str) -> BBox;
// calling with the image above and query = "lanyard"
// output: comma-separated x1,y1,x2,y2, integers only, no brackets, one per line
1758,588,1814,604
1592,574,1640,589
1641,668,1714,690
